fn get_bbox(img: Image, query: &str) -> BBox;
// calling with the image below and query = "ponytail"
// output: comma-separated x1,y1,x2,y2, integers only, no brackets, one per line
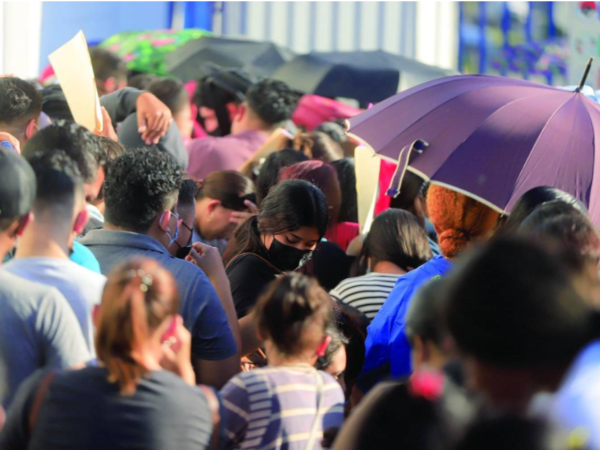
95,259,178,395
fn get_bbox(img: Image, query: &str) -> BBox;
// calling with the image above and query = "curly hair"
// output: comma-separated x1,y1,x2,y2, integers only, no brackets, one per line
0,77,42,127
103,147,183,233
427,185,499,259
246,78,301,126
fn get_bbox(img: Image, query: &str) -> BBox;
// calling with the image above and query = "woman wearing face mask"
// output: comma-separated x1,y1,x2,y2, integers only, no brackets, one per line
193,171,256,253
224,179,329,319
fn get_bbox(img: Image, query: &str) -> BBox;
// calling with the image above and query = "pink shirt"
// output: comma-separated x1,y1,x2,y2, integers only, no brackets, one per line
186,131,268,180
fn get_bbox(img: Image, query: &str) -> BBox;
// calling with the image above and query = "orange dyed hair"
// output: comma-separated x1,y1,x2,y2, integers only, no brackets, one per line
95,258,179,395
427,185,499,259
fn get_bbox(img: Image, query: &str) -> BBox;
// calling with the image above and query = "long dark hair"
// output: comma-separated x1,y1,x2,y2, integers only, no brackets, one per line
354,209,432,276
332,158,358,223
223,180,329,266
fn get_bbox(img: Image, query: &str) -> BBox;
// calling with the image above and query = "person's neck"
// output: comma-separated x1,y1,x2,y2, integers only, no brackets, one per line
15,221,71,260
372,260,407,275
104,222,169,250
266,343,317,368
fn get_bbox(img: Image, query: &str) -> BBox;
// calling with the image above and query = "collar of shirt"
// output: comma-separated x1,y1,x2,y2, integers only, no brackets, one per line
79,229,169,256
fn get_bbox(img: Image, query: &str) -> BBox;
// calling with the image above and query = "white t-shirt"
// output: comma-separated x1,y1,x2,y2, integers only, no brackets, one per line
2,258,106,354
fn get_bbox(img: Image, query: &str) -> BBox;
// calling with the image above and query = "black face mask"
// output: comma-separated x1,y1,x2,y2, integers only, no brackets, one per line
175,246,192,260
267,238,313,272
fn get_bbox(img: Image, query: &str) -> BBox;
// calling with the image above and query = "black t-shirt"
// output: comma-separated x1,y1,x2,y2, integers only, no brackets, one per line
0,367,214,450
226,253,281,318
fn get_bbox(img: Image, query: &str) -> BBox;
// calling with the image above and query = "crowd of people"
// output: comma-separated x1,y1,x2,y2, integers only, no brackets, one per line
0,45,600,450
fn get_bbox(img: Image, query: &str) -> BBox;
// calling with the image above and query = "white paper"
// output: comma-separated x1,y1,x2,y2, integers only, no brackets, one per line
355,145,381,234
49,30,103,132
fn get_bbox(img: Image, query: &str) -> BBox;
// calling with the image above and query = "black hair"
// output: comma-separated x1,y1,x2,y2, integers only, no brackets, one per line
354,209,432,276
94,137,125,203
519,200,588,233
406,278,447,348
178,178,199,210
246,78,301,126
503,186,588,234
255,273,333,356
224,180,328,266
128,73,158,91
445,236,595,367
148,78,189,115
40,85,74,122
331,158,358,223
22,121,105,184
89,47,127,82
196,170,255,211
453,416,559,450
0,77,42,128
389,171,428,225
256,149,308,205
103,146,183,233
25,149,83,215
314,121,346,143
194,67,255,137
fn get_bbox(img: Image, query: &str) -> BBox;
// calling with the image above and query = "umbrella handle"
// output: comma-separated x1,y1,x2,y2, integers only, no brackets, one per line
386,139,429,198
576,57,594,93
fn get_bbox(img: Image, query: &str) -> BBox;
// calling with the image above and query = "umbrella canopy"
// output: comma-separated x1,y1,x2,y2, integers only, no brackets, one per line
100,29,211,76
273,50,457,108
166,36,295,82
347,74,600,225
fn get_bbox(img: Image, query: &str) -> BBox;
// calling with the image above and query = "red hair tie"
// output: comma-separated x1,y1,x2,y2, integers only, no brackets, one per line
409,370,444,401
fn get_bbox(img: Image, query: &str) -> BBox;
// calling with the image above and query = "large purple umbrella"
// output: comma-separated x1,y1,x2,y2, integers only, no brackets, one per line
347,74,600,225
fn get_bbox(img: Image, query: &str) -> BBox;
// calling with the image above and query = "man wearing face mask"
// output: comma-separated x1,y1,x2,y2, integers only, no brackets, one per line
169,178,198,260
80,146,240,389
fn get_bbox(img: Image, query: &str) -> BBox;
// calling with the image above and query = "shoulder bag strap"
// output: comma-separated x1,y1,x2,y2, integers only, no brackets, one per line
304,371,325,450
225,252,282,274
199,385,221,450
28,371,57,435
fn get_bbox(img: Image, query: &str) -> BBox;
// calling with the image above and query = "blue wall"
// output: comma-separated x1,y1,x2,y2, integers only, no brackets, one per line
39,1,173,72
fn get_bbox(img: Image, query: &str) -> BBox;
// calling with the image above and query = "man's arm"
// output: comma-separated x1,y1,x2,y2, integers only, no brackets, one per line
192,354,240,389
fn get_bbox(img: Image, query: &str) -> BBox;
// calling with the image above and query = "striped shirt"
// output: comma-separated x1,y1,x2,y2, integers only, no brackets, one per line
220,365,345,450
329,273,403,321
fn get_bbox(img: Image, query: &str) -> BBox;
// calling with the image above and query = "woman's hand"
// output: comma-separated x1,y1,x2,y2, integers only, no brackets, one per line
136,92,173,145
160,315,195,386
230,200,259,226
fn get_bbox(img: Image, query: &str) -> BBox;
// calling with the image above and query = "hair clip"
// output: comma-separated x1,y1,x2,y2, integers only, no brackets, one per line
409,370,444,401
125,269,154,293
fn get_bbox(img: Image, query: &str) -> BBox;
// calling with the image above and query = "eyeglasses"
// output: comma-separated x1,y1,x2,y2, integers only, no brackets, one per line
177,218,194,248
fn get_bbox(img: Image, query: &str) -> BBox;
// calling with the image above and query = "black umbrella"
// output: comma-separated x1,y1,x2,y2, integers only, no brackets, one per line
166,36,295,82
272,50,458,107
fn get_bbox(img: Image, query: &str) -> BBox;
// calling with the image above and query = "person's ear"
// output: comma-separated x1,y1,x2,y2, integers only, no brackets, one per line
226,103,240,121
92,304,101,327
73,209,89,235
412,336,426,368
233,104,246,123
207,199,221,215
15,211,33,236
316,334,332,357
159,211,172,232
103,77,117,94
25,119,37,140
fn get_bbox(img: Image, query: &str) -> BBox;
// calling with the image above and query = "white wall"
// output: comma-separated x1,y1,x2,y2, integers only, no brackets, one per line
216,1,459,70
0,1,42,78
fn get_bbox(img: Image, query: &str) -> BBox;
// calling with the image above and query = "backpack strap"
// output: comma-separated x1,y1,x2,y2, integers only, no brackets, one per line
28,371,57,435
199,385,221,450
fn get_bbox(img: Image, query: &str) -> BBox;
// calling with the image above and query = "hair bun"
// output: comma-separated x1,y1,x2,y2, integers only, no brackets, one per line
438,229,471,259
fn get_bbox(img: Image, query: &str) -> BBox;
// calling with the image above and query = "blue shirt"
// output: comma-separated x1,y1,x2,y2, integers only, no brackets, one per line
70,240,101,274
79,229,237,361
553,340,600,449
361,255,452,389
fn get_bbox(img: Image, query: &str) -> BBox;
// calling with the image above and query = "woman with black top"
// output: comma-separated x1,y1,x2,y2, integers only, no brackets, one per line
0,258,218,450
224,179,329,320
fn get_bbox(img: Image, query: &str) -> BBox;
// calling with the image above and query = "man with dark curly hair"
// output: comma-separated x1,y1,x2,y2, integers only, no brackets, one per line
187,78,300,180
80,146,240,388
0,77,42,149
